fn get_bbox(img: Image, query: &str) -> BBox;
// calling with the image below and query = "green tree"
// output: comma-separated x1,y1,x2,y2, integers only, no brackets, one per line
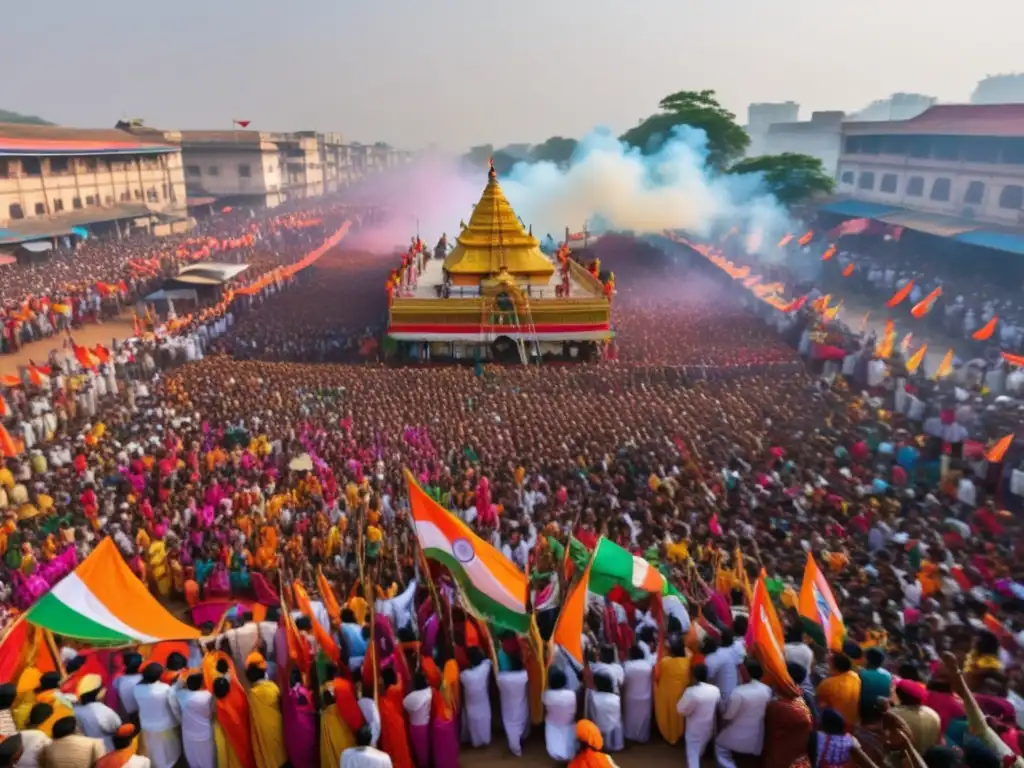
0,109,53,125
620,89,749,170
529,136,578,166
728,152,835,205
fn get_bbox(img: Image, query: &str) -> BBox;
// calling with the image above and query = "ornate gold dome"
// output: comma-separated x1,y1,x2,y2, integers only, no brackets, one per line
443,161,555,281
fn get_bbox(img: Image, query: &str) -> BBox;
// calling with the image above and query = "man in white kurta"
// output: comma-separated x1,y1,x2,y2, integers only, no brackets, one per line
73,675,122,752
459,649,493,747
542,669,578,761
174,672,216,768
115,654,144,720
134,664,182,768
496,659,529,755
715,660,773,768
622,646,654,742
342,725,393,768
677,664,720,768
589,673,624,752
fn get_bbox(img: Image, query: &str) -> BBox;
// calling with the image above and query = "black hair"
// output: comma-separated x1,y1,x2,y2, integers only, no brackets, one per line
744,658,763,681
341,609,357,624
507,654,524,672
821,707,846,735
112,728,135,751
355,724,374,747
215,658,230,675
381,667,398,687
265,606,281,623
786,661,807,685
832,654,852,673
141,663,164,683
166,652,187,671
245,665,265,685
0,684,14,710
187,673,204,691
599,645,616,664
413,672,428,690
295,616,313,632
976,630,1000,657
123,652,143,673
213,677,231,699
468,647,486,668
28,703,53,728
720,630,735,647
923,746,958,768
594,673,614,694
865,648,885,669
548,668,567,690
732,616,748,637
52,716,78,739
629,645,645,661
785,625,804,644
691,663,709,683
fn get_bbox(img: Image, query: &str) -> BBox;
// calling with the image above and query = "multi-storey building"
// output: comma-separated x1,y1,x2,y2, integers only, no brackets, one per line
835,105,1024,227
0,123,187,244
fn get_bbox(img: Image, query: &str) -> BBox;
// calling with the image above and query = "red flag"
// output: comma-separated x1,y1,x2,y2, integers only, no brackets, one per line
233,120,251,128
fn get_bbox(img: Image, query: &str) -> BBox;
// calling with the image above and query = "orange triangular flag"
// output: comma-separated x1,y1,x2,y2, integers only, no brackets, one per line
973,316,998,341
986,434,1015,463
822,245,837,261
886,281,915,308
906,344,928,374
1003,352,1024,367
550,554,593,667
934,348,954,379
777,234,793,248
842,263,855,277
911,287,943,319
0,423,19,458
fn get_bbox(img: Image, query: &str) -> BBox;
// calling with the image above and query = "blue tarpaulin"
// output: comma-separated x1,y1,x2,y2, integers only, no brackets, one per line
818,199,906,219
953,230,1024,256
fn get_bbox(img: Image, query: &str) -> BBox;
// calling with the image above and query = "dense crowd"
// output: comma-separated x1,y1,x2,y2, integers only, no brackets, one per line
0,213,1023,768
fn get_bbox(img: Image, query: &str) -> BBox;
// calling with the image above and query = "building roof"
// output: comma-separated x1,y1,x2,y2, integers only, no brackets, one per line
173,261,250,285
443,163,555,278
0,204,162,244
178,130,269,148
818,199,905,219
0,123,177,157
843,104,1024,138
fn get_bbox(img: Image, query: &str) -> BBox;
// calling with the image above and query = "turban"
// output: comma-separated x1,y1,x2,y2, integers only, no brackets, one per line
245,652,267,671
576,719,603,751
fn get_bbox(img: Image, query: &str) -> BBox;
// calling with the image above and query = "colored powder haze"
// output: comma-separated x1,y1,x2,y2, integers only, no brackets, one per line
344,127,794,259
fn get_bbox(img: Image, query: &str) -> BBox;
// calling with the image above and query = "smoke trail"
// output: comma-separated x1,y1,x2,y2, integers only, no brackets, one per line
344,125,797,259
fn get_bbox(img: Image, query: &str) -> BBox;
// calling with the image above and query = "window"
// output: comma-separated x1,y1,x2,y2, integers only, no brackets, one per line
207,165,220,176
49,158,69,174
161,184,167,200
932,137,959,161
146,188,158,202
845,136,863,154
267,164,275,172
85,195,96,206
963,138,999,164
238,163,251,178
999,185,1024,210
880,173,898,193
53,199,64,213
72,197,82,209
964,181,986,205
8,203,24,220
858,171,875,190
185,165,201,177
861,136,882,154
120,191,131,202
0,160,8,178
930,177,951,201
85,157,98,172
105,195,113,205
1005,139,1024,165
34,202,45,215
22,158,41,176
133,189,142,200
906,176,925,197
907,137,930,158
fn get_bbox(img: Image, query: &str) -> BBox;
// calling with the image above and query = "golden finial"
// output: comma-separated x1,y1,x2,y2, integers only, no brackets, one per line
488,157,496,180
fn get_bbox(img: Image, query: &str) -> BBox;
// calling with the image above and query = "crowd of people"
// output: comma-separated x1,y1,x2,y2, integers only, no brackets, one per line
0,205,1023,768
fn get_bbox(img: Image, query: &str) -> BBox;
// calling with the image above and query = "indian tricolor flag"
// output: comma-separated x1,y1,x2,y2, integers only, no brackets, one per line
798,553,845,651
24,538,201,646
588,537,679,598
405,469,529,633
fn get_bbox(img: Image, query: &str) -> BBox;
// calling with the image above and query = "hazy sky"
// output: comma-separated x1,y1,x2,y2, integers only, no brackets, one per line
8,0,1021,151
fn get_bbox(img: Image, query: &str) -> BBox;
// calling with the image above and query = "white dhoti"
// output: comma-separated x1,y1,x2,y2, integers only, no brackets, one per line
142,727,182,768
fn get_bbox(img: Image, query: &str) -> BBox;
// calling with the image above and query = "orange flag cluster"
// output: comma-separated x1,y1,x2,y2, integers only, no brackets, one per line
911,287,943,319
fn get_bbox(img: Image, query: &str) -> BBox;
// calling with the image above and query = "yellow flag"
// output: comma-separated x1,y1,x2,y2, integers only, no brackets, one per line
934,348,954,379
906,344,927,374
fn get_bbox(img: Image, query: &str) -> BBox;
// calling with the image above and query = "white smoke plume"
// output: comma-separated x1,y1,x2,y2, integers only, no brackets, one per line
344,126,796,258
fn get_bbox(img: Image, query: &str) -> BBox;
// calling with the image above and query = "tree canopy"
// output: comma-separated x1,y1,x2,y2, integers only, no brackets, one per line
619,89,749,170
0,109,52,125
529,136,578,167
728,152,835,205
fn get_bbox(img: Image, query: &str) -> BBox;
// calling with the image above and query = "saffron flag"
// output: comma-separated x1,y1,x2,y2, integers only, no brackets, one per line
27,364,49,388
292,581,341,666
906,344,927,374
0,423,20,458
934,348,954,379
798,554,845,651
887,281,914,308
973,316,998,341
797,231,814,246
280,591,312,680
986,433,1015,463
406,469,529,633
841,263,854,276
551,556,593,666
746,572,793,692
316,566,341,627
777,234,793,248
875,320,895,358
832,217,871,238
822,245,837,261
911,286,943,318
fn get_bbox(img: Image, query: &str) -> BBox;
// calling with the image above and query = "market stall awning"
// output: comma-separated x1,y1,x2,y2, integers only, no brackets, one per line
876,211,980,238
818,199,905,219
23,538,201,645
173,261,249,286
953,229,1024,256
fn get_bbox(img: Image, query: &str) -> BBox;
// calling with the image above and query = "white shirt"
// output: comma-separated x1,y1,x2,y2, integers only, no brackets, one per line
542,688,578,761
496,669,529,742
341,746,394,768
717,680,773,755
134,681,181,732
358,698,381,748
591,662,624,694
784,642,814,674
705,642,746,701
678,682,721,740
73,701,122,752
15,729,51,768
116,673,143,715
402,688,432,727
175,688,215,741
376,580,417,630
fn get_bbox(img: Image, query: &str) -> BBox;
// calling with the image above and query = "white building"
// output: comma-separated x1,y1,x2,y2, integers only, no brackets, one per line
835,104,1024,228
762,111,845,177
746,102,799,157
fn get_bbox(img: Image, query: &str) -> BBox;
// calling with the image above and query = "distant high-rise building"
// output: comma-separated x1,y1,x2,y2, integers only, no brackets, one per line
746,102,799,156
846,93,936,122
972,74,1024,104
